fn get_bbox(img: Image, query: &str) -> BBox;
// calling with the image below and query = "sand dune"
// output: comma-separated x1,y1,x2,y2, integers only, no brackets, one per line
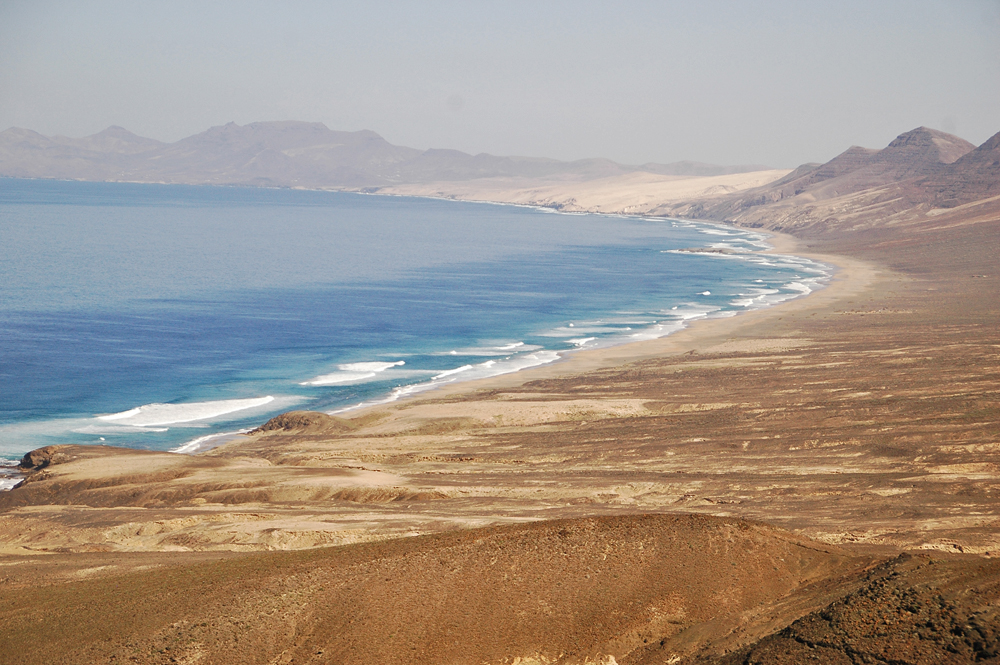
376,169,791,215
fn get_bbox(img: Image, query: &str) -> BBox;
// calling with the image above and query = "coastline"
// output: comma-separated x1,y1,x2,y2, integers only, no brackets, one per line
0,182,837,461
283,223,882,426
155,203,845,455
167,222,858,455
166,219,873,455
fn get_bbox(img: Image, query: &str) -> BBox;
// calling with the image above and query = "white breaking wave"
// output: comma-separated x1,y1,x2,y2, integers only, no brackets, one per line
538,325,630,338
301,360,406,386
330,351,562,414
0,460,21,491
784,280,814,293
434,342,542,356
433,364,476,379
97,396,276,427
171,429,251,455
666,304,723,320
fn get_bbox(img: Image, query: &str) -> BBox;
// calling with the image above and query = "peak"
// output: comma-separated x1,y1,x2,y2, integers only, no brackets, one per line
246,120,329,131
976,130,1000,152
887,126,970,147
94,125,143,139
889,126,927,140
881,127,975,165
1,127,47,138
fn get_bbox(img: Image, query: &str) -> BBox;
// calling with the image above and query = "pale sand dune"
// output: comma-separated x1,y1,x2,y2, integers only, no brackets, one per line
377,169,791,215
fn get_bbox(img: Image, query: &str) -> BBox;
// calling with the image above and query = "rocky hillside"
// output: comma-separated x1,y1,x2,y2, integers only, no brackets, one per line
919,130,1000,208
650,127,998,233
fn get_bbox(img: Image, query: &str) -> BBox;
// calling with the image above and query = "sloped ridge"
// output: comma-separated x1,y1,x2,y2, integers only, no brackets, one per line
783,127,974,196
670,126,989,226
708,553,1000,665
919,129,1000,207
882,126,976,165
0,514,867,665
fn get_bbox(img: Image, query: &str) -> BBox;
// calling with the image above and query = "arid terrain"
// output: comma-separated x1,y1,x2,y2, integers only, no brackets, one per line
0,126,998,663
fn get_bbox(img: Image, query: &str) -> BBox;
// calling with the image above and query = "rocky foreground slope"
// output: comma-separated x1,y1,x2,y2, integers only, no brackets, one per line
3,516,1000,665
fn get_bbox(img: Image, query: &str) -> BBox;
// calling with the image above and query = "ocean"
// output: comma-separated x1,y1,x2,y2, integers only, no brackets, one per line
0,178,829,481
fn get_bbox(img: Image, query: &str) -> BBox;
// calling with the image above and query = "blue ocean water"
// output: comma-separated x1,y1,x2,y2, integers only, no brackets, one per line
0,178,829,465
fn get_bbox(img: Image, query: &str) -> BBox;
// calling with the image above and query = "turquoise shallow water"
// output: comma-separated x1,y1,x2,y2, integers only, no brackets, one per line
0,178,830,465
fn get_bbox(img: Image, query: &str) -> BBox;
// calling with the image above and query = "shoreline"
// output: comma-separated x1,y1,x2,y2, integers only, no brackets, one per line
172,219,870,455
0,186,843,463
287,223,881,426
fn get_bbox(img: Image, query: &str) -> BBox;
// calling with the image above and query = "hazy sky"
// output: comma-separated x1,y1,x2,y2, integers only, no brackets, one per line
1,1,997,167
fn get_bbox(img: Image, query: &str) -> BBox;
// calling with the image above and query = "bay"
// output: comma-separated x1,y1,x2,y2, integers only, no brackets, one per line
0,178,829,461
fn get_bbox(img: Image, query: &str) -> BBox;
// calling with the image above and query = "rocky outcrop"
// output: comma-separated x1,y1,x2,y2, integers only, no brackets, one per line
19,445,70,470
250,410,356,434
709,553,1000,665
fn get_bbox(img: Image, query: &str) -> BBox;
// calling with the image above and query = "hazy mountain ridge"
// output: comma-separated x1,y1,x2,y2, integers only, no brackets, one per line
0,120,772,188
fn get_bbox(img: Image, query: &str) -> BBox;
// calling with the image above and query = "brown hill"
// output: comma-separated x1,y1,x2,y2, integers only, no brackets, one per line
0,515,869,665
5,515,999,665
727,127,974,210
918,129,1000,208
645,126,991,233
142,121,421,187
67,124,166,154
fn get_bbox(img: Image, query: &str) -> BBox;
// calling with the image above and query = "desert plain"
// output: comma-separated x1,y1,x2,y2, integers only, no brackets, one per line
0,125,998,664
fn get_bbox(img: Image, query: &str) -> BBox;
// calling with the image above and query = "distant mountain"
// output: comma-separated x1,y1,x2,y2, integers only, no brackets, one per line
636,160,774,177
70,125,166,154
746,127,974,205
916,130,1000,207
0,121,772,189
653,126,988,230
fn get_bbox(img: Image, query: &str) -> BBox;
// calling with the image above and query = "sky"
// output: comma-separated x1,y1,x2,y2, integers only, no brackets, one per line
1,1,997,168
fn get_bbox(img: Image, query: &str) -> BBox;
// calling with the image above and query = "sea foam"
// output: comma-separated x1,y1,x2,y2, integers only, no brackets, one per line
434,342,542,356
301,361,406,386
97,396,276,427
330,350,561,414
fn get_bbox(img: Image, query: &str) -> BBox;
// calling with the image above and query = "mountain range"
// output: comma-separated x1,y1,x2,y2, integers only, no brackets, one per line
0,121,770,188
656,126,1000,231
